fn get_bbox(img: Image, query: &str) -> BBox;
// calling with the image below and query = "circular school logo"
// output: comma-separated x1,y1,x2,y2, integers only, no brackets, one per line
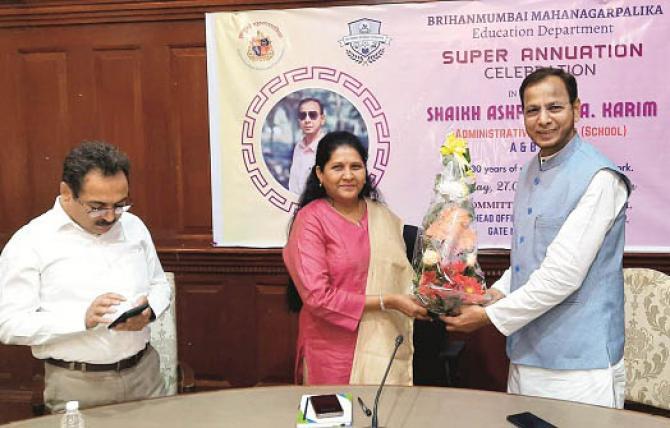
237,21,285,70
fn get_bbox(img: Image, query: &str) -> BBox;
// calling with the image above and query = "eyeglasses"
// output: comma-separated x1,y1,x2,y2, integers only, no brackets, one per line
76,199,132,218
298,111,320,121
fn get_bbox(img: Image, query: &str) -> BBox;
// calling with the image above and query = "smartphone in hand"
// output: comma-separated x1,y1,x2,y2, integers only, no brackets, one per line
107,302,150,329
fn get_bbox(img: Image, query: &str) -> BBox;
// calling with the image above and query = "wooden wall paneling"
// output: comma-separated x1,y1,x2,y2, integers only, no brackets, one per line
451,252,509,391
0,1,432,28
453,325,508,391
0,344,41,390
624,253,670,274
168,45,212,240
93,46,149,216
67,46,100,150
160,250,512,390
18,49,70,217
162,249,292,388
0,387,34,424
0,344,43,424
254,279,297,385
138,41,173,235
0,48,26,243
176,271,259,387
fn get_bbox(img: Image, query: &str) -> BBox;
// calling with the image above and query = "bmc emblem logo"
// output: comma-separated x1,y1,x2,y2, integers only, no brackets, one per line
237,21,285,70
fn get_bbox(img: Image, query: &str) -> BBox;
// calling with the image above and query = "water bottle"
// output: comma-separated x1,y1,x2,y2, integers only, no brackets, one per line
60,401,85,428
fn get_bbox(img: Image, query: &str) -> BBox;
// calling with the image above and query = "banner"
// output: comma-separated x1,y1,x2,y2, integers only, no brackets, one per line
206,0,669,250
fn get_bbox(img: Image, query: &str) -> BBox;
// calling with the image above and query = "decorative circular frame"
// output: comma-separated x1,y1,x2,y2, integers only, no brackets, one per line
241,66,391,213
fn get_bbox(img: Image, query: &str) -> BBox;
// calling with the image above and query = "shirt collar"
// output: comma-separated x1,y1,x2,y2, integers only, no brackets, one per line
538,133,581,172
51,197,77,230
299,131,325,153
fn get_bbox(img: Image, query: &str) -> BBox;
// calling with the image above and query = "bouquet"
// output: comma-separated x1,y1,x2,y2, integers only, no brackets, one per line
412,133,488,315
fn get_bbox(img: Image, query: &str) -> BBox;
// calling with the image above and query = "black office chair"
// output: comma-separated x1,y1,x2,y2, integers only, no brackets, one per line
404,224,464,387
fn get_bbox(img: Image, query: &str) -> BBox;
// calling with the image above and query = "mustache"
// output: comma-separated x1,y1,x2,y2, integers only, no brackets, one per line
95,219,116,227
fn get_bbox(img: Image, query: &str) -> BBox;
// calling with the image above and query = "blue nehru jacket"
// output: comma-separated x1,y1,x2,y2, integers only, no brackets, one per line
508,134,631,370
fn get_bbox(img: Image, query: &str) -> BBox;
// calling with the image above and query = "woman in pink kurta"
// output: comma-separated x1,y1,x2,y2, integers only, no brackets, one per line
284,199,369,383
283,131,428,385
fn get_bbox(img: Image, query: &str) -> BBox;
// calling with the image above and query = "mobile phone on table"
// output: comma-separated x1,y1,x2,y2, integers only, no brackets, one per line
507,411,557,428
107,302,150,329
310,394,344,418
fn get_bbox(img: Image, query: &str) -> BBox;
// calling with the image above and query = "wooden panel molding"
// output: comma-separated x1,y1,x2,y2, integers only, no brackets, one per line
0,1,427,27
159,248,288,274
19,51,70,215
158,248,670,276
94,47,150,212
254,283,298,384
168,46,211,237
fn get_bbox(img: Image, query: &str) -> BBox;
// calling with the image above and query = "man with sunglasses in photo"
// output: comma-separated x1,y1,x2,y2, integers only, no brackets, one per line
288,97,327,195
0,141,170,412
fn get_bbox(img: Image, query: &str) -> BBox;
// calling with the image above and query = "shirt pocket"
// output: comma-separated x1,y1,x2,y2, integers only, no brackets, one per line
41,244,100,302
113,244,149,297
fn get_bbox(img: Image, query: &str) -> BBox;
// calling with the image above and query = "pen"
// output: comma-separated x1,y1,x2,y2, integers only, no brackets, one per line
303,395,311,421
357,396,372,417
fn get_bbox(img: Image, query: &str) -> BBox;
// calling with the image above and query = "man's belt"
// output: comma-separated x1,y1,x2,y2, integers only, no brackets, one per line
44,344,149,373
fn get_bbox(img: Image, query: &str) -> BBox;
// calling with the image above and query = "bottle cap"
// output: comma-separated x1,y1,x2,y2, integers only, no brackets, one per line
65,401,79,412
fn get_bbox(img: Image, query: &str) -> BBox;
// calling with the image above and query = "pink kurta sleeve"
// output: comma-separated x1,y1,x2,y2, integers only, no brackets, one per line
283,207,366,332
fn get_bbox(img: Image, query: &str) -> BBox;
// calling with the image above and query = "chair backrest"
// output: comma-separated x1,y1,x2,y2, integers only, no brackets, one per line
150,272,178,396
623,268,670,410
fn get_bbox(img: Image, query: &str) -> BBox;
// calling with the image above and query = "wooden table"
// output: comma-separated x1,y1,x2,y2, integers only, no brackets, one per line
4,385,668,427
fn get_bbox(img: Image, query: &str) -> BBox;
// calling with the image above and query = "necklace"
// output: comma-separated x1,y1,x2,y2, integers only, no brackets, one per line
329,199,365,226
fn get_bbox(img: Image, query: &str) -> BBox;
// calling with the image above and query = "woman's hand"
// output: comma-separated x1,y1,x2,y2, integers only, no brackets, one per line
386,294,431,321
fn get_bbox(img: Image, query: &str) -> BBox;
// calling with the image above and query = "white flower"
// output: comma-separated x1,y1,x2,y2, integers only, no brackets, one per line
422,249,439,266
438,180,468,200
465,252,477,267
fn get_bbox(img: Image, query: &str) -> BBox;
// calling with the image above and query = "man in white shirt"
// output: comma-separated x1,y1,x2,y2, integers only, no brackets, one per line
288,98,326,195
0,141,171,412
442,68,630,408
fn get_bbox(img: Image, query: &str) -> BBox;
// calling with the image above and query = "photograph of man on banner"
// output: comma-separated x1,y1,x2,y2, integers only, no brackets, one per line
261,89,368,195
289,97,327,195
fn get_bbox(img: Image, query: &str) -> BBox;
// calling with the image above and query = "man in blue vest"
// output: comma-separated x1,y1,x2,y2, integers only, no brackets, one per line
442,67,631,408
